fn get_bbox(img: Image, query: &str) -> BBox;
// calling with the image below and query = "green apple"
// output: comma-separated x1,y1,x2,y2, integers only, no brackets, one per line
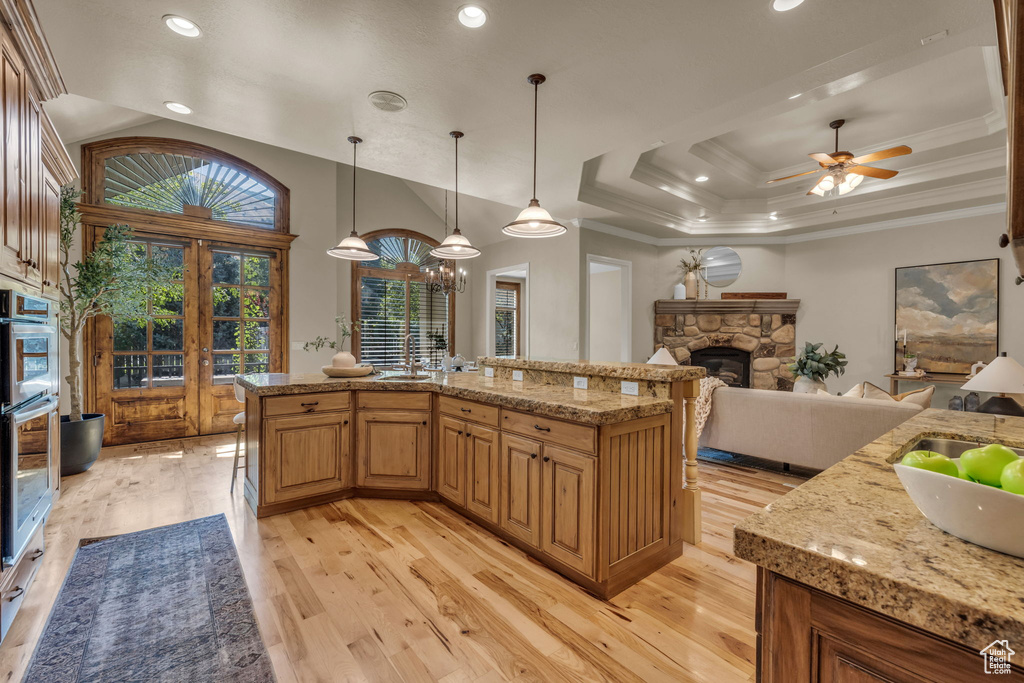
1000,458,1024,495
901,450,959,478
961,444,1020,487
956,461,977,482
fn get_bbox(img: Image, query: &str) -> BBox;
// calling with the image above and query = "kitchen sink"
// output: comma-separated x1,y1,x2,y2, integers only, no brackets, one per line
904,437,1024,459
377,374,433,381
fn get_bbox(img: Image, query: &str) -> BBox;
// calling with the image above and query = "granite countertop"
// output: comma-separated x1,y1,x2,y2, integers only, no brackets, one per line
236,371,673,425
477,356,705,382
734,409,1024,651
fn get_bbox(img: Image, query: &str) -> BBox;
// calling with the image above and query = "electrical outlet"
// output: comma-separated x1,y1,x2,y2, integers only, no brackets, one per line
573,376,588,390
484,367,494,378
621,381,639,396
512,370,524,382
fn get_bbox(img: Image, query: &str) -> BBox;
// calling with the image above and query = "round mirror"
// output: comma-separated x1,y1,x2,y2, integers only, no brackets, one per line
701,247,742,287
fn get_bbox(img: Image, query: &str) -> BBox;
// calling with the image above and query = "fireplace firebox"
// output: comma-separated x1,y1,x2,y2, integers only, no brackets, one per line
690,347,751,388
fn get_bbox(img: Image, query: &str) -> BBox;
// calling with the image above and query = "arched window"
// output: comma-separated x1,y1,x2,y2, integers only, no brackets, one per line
352,230,454,366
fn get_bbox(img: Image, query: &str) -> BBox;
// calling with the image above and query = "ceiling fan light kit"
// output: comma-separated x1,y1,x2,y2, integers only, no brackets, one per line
327,136,381,262
502,74,568,238
767,118,911,199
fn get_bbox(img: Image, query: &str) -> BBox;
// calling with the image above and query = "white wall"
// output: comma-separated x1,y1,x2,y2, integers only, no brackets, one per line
588,268,622,361
470,227,581,360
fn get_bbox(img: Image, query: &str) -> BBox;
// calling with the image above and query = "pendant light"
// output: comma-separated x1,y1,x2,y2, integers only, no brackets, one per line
431,131,480,259
502,74,567,238
327,136,379,261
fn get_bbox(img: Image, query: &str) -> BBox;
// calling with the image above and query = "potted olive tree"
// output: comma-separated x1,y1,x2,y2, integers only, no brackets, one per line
59,187,175,474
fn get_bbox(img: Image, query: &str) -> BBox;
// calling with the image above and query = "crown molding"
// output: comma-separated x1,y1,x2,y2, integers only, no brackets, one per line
686,138,764,187
629,160,725,213
0,0,66,101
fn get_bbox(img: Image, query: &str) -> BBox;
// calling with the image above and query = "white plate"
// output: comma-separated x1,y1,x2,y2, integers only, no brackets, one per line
895,458,1024,558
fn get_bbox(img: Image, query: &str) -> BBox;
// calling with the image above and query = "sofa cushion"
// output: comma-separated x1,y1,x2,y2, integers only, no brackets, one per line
863,382,935,408
842,383,864,398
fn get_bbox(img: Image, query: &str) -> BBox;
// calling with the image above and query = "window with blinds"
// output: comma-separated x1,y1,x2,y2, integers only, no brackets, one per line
495,282,520,358
355,233,452,366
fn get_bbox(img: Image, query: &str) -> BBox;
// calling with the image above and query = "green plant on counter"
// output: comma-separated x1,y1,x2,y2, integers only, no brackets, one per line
302,315,360,353
789,342,848,382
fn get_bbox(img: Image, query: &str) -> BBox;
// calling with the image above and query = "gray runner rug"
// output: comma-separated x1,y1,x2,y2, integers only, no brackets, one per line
25,514,275,682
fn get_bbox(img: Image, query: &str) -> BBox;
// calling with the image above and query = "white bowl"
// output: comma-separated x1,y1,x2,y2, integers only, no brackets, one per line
895,458,1024,559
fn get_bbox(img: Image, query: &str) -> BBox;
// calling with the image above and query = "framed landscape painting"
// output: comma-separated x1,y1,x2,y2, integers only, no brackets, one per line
894,259,999,375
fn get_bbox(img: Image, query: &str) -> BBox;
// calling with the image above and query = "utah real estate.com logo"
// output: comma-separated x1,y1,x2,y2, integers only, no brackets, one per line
980,640,1015,675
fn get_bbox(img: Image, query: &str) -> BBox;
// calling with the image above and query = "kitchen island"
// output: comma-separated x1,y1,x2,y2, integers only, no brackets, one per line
735,409,1024,681
236,358,704,598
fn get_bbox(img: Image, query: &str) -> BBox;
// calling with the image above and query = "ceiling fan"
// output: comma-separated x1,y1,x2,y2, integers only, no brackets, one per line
766,119,912,196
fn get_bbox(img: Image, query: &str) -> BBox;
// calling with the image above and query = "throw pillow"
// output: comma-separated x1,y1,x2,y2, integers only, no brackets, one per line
842,383,864,398
862,382,934,409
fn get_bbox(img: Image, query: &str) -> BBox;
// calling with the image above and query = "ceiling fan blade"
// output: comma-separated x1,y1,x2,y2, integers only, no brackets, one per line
850,145,912,165
809,152,838,166
766,168,823,184
848,165,898,180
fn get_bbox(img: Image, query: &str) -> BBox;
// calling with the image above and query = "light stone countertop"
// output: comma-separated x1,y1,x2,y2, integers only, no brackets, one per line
235,371,674,425
477,357,705,382
734,409,1024,651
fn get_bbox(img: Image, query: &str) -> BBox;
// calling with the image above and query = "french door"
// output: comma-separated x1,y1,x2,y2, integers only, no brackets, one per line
92,233,284,445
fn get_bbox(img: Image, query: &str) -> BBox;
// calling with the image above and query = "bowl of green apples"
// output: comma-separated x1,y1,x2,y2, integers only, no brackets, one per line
894,438,1024,558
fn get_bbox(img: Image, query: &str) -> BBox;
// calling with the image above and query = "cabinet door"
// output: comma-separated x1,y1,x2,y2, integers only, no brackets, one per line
20,81,40,286
41,166,59,292
0,37,24,280
263,411,350,504
436,415,466,506
499,433,542,548
541,445,596,577
356,410,430,490
465,424,499,524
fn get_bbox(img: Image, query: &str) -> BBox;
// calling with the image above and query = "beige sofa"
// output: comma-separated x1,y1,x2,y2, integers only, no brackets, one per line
699,387,923,471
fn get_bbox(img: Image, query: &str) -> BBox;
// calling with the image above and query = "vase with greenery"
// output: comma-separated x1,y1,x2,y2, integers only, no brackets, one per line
678,248,704,300
59,187,177,473
303,315,360,368
788,342,848,393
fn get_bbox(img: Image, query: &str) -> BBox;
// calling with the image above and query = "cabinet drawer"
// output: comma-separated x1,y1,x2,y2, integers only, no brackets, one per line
439,396,499,427
501,410,596,454
0,520,46,642
264,391,350,417
357,391,431,411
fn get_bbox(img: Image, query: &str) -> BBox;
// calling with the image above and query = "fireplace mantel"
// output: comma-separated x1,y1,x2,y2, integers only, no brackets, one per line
654,299,800,315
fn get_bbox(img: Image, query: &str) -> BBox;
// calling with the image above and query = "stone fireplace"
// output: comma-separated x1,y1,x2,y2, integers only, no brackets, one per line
653,299,800,391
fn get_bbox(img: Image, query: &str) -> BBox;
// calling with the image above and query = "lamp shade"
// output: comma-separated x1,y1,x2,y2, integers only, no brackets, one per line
961,353,1024,394
502,199,567,238
647,347,678,365
431,230,480,259
327,233,379,261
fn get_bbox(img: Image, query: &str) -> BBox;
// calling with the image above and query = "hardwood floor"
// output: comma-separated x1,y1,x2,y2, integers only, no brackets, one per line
0,435,803,682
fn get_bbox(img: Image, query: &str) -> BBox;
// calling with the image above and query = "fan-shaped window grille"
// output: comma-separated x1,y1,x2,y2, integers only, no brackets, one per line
366,235,444,271
103,153,277,229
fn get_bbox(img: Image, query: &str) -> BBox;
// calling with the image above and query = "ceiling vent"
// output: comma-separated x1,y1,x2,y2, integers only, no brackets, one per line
368,91,408,112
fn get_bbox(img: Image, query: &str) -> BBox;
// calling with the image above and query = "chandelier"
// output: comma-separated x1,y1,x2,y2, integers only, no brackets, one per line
426,260,466,296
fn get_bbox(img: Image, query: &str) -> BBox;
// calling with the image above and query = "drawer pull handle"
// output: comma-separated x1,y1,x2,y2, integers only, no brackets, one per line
534,425,551,432
460,407,471,413
458,430,463,435
466,432,472,437
421,421,427,426
7,587,23,601
530,453,537,459
29,549,43,561
543,456,550,462
301,401,319,407
343,420,349,425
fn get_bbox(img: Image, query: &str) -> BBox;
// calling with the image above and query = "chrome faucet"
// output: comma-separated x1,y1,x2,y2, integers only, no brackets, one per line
403,333,417,372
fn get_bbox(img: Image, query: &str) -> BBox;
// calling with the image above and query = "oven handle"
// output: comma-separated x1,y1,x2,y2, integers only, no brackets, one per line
12,396,58,425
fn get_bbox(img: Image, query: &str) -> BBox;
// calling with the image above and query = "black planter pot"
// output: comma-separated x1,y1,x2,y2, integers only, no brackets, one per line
60,414,105,476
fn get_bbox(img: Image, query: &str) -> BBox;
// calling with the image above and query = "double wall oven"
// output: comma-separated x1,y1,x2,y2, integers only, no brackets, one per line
0,286,58,565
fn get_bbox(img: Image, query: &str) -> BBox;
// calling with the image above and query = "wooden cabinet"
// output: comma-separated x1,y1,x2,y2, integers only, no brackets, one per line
40,165,59,291
263,411,351,504
356,409,431,490
540,445,596,577
437,415,466,505
1,35,25,280
20,80,40,287
465,423,499,524
758,569,1024,683
499,433,543,547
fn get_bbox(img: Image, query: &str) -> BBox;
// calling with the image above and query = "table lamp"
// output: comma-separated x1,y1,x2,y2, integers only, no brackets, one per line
960,352,1024,416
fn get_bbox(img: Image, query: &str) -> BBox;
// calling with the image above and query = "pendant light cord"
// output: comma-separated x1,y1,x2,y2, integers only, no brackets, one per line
532,80,538,201
351,140,358,237
444,190,448,236
455,134,460,233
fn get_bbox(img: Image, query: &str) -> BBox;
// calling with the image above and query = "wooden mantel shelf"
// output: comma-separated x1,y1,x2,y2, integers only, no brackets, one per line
654,299,800,315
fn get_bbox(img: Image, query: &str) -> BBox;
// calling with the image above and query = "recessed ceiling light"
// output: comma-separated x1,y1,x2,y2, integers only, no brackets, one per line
697,217,707,222
769,214,779,221
771,0,806,11
457,5,487,28
788,93,801,100
163,15,201,38
164,101,192,115
695,175,709,183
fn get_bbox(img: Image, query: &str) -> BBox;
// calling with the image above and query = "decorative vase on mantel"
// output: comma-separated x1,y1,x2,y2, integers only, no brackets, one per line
683,271,698,300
